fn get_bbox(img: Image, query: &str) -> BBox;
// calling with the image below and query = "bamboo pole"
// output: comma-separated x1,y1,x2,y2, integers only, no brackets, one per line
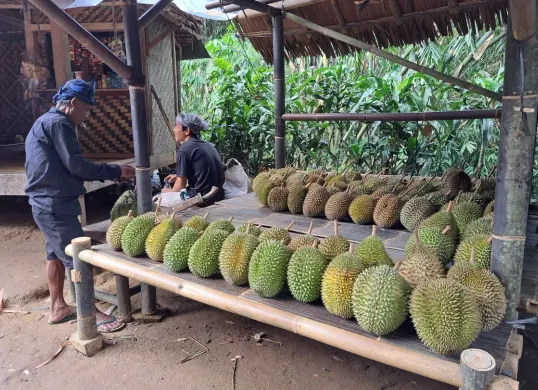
491,3,538,320
64,244,519,388
282,110,500,122
284,13,502,102
66,244,459,385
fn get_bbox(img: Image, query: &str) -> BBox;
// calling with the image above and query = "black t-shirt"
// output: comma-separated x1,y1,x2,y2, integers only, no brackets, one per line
176,138,225,205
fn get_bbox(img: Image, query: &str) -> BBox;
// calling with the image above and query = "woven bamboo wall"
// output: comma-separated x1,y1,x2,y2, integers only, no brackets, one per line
32,5,126,24
36,93,134,158
147,21,177,157
0,38,34,143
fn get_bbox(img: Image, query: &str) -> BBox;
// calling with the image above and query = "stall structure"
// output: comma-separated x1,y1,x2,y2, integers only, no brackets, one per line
0,0,207,223
24,0,538,389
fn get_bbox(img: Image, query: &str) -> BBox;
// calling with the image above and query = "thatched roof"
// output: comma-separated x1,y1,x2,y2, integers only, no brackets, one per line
235,0,508,63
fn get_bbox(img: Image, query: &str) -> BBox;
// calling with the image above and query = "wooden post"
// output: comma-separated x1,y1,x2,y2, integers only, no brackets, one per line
141,282,157,315
71,238,97,337
459,349,495,390
273,13,285,168
115,274,133,322
491,3,538,320
50,20,72,87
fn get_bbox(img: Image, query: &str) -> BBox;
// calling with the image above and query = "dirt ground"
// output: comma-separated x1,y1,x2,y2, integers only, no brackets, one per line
0,193,536,390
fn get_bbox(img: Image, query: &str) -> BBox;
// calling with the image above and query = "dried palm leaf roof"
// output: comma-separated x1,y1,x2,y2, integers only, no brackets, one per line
234,0,508,63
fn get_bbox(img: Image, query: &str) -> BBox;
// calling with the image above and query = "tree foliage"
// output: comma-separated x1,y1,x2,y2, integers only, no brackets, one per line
180,27,537,201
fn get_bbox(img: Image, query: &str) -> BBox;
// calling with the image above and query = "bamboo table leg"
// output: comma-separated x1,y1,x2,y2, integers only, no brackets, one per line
69,237,103,356
115,274,133,322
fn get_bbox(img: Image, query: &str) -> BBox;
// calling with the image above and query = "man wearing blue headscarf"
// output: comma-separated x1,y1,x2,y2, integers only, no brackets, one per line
25,79,135,332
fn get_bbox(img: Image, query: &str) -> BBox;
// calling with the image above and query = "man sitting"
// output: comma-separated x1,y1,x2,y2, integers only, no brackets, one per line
163,113,225,205
25,79,135,332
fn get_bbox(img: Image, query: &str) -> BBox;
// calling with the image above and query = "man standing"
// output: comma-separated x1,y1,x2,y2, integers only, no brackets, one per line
162,113,225,205
25,79,135,332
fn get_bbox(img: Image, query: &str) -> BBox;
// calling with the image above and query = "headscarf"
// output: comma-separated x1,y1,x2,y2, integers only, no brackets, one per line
52,79,95,106
175,113,208,137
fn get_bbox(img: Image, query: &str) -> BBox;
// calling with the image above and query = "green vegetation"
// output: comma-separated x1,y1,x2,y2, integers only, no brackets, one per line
181,26,538,201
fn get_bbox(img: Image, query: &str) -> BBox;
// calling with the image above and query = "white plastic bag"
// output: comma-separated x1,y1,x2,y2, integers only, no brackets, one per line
152,190,188,209
223,158,251,199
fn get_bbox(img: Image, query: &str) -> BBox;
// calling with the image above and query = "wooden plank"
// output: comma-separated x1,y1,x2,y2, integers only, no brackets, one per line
50,21,71,87
28,22,125,32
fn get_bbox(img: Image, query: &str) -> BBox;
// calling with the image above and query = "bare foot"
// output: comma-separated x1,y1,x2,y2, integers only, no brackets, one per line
49,304,76,323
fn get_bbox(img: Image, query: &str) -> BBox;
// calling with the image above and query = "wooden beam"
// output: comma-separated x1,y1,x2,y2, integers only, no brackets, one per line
50,21,71,87
171,31,179,116
148,25,175,51
28,22,125,32
238,0,503,20
330,0,345,27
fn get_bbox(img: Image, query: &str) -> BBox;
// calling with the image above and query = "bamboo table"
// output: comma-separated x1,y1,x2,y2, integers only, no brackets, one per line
66,194,521,389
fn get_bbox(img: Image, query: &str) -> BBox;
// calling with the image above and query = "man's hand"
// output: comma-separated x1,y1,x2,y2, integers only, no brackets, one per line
165,174,177,185
119,164,135,181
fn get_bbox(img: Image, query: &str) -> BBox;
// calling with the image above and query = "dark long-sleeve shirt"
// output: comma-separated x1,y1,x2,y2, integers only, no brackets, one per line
25,108,122,215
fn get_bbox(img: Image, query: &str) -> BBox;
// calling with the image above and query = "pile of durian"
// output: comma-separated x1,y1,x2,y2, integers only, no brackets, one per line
106,184,505,356
252,167,495,230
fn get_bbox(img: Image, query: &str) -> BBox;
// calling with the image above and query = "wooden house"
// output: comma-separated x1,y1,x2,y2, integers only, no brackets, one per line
0,0,207,222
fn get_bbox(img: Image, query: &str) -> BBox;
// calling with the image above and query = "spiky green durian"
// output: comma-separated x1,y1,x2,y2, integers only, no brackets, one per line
354,226,393,269
352,264,411,336
106,211,134,250
248,239,292,298
219,232,260,286
163,227,200,272
121,214,155,257
188,228,229,277
287,246,329,303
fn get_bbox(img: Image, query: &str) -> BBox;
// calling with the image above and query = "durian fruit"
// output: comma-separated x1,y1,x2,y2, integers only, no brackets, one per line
347,182,370,197
410,278,481,355
348,194,375,224
399,230,445,288
400,196,436,232
354,225,393,268
277,166,296,178
326,174,345,188
206,217,235,234
425,190,451,209
145,212,182,261
448,248,506,331
237,222,262,237
326,185,342,196
454,234,493,269
248,239,292,298
458,191,487,208
404,225,455,266
287,241,329,303
332,181,348,191
286,172,308,187
287,183,309,214
110,190,137,221
121,214,155,257
419,201,458,240
450,201,483,236
373,186,413,228
302,183,330,218
352,263,411,336
258,221,294,245
319,220,350,259
362,174,387,193
188,228,229,277
344,171,361,183
321,245,363,319
106,210,134,251
252,171,271,193
480,188,496,202
267,185,290,212
325,190,354,221
442,168,472,197
462,217,493,240
257,178,278,206
219,224,260,286
183,213,209,233
484,200,495,217
288,221,319,251
163,227,200,272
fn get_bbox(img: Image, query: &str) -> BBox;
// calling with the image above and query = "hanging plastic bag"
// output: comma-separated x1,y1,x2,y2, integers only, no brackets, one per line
223,158,251,199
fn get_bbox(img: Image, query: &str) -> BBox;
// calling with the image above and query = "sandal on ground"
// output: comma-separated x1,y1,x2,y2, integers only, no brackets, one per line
97,316,126,333
48,311,77,325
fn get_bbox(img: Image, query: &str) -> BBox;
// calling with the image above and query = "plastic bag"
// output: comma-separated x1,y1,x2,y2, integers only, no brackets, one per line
152,190,189,209
223,158,251,199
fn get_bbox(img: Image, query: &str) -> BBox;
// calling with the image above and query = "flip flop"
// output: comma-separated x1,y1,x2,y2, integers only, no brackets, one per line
97,316,126,333
48,311,77,325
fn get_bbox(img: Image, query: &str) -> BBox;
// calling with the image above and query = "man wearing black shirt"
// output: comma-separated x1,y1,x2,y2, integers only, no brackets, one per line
163,113,225,205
